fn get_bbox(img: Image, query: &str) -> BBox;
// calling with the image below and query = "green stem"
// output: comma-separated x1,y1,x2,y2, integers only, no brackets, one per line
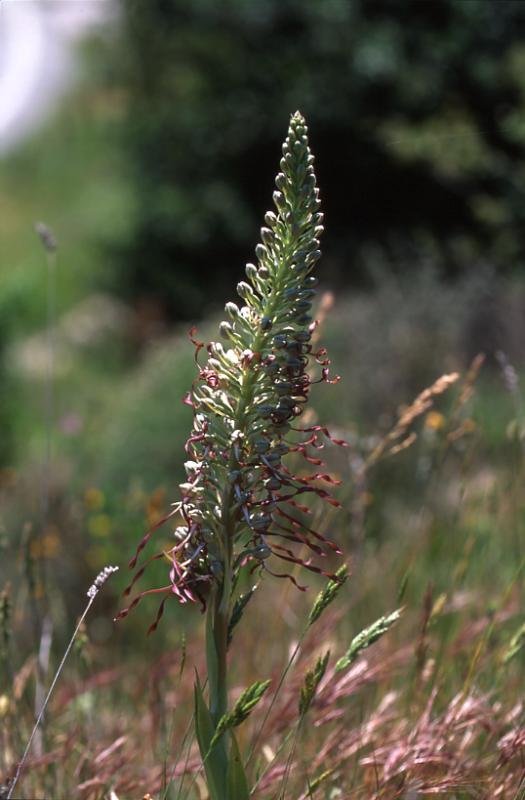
201,180,299,782
209,582,229,724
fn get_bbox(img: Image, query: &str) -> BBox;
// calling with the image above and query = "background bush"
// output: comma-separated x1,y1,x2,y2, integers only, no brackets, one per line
111,0,525,318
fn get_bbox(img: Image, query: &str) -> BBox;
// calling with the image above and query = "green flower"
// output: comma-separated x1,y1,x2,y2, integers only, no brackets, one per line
118,112,346,631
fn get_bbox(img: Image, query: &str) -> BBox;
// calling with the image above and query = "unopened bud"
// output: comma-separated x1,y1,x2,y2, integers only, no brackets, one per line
225,302,240,319
260,227,274,246
253,543,272,560
220,321,233,339
273,190,286,210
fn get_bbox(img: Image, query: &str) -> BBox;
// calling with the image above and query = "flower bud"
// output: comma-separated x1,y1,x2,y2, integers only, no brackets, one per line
294,331,311,343
274,420,290,432
273,333,288,348
264,360,280,375
273,190,286,210
275,381,293,395
254,439,270,453
250,512,271,530
277,397,295,410
294,299,312,312
225,302,240,319
220,321,233,339
237,281,253,300
253,543,272,560
261,227,274,246
296,314,312,326
306,249,321,265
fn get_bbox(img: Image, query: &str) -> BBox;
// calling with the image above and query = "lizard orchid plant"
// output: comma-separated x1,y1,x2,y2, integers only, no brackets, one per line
117,112,347,798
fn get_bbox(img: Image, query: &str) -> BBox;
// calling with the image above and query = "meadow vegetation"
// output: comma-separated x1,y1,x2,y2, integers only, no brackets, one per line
1,12,525,799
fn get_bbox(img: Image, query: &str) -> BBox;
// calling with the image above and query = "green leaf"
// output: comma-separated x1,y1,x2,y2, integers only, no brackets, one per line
226,732,251,800
335,608,402,672
210,679,271,750
193,674,227,800
228,587,257,647
397,569,410,603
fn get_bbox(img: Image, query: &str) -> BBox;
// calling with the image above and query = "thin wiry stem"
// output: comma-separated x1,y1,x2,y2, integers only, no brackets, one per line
246,632,305,767
34,229,57,756
249,727,296,796
166,678,208,800
175,715,197,800
6,567,118,800
277,717,303,799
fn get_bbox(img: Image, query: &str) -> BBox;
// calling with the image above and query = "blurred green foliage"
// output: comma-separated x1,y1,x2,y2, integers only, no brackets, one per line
112,0,525,318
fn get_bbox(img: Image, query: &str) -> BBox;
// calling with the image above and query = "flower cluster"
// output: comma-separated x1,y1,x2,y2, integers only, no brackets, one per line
87,565,119,599
118,112,346,630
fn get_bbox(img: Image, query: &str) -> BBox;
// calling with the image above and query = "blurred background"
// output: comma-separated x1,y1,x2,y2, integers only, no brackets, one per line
2,1,525,793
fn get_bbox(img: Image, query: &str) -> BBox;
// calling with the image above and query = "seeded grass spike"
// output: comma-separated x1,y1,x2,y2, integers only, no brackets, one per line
118,111,346,629
335,608,402,672
209,679,271,749
503,621,525,664
299,650,330,716
308,564,349,628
